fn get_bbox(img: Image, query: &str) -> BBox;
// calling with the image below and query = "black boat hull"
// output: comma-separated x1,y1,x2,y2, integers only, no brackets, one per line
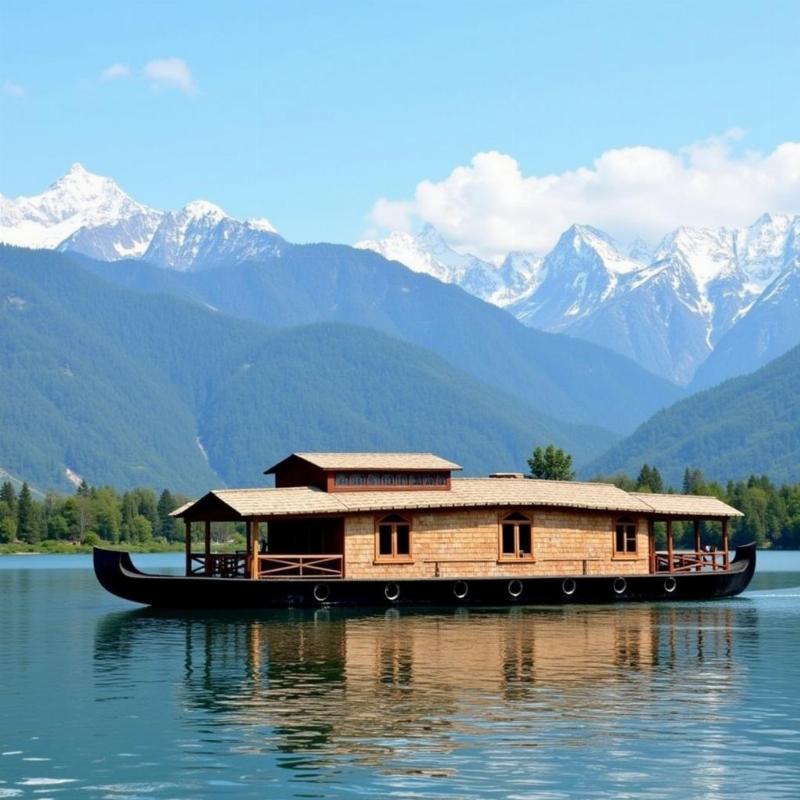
93,544,757,609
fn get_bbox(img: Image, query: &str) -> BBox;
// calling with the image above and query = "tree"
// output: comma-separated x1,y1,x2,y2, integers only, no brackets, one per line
636,464,664,493
17,483,40,544
527,445,575,481
682,468,706,495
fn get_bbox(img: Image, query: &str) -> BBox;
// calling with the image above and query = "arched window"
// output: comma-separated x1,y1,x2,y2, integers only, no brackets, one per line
499,511,534,560
614,517,638,554
375,513,412,561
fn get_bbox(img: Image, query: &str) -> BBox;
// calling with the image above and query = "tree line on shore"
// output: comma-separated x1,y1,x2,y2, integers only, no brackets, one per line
1,455,799,550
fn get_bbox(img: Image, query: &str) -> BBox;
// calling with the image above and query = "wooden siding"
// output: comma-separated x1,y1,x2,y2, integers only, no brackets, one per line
343,508,650,579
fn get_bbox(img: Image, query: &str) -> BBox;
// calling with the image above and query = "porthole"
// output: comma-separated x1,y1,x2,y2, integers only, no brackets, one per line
562,578,577,596
508,579,523,598
664,576,677,594
613,577,627,595
313,583,330,602
453,580,469,600
384,582,400,602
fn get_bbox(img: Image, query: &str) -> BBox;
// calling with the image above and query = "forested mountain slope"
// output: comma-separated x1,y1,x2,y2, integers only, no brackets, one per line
79,243,681,434
585,345,800,485
0,246,615,491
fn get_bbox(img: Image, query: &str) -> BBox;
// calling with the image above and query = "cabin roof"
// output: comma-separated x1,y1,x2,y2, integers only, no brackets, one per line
263,452,462,474
632,492,743,519
172,477,740,520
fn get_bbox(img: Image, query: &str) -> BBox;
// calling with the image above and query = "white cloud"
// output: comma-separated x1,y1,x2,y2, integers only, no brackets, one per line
143,58,195,94
2,80,25,97
368,133,800,259
101,63,131,81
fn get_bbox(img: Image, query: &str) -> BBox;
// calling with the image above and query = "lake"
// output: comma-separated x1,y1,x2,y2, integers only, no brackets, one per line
1,551,799,799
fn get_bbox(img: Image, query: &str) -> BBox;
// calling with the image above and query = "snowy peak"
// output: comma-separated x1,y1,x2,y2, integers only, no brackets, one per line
0,163,157,251
0,164,282,268
354,225,522,305
142,201,282,271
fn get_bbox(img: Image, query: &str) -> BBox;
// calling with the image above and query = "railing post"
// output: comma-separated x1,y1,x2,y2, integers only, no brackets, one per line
667,519,674,574
722,518,729,570
250,518,260,580
185,519,192,576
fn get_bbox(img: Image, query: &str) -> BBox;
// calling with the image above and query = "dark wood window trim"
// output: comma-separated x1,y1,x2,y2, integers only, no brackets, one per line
613,516,639,559
374,513,414,563
498,510,535,562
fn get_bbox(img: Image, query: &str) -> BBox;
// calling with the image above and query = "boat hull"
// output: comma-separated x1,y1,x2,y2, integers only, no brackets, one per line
93,544,757,609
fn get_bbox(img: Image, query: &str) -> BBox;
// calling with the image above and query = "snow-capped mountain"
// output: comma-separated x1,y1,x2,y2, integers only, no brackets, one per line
0,164,280,270
509,225,644,332
366,215,800,385
142,201,282,270
355,224,541,306
0,163,162,258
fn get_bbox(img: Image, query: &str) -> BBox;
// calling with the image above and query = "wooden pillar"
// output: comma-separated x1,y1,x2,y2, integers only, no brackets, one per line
722,517,729,570
250,518,260,580
204,519,212,576
245,520,252,578
694,519,701,554
648,518,656,574
666,519,674,573
185,519,192,576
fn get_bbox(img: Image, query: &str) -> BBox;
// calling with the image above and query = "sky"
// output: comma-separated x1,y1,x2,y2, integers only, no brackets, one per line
1,0,799,256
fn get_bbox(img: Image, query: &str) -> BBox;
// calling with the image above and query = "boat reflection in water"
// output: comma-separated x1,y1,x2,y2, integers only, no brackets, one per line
95,603,755,785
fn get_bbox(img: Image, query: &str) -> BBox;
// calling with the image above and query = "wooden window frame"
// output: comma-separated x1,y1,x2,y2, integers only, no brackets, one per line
613,516,639,559
374,513,414,564
498,510,535,562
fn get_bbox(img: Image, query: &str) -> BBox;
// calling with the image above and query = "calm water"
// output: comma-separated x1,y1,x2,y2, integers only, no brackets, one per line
1,553,799,799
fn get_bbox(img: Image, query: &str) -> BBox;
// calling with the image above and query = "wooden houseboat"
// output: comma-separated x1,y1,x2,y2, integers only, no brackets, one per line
94,452,756,608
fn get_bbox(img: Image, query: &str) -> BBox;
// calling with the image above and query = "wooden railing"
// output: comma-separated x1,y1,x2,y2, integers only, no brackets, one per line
255,554,343,579
656,550,729,573
189,552,247,577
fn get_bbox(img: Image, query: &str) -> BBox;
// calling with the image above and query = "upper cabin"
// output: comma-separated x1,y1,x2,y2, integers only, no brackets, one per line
173,451,743,582
265,452,460,492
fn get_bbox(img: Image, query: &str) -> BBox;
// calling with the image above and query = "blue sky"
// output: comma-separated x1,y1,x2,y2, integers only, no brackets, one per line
1,0,799,250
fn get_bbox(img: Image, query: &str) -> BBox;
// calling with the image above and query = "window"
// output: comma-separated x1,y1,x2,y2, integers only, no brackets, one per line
499,512,534,559
614,517,638,555
375,514,412,561
335,473,349,487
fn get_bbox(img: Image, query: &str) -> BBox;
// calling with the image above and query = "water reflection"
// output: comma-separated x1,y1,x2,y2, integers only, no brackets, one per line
95,604,756,768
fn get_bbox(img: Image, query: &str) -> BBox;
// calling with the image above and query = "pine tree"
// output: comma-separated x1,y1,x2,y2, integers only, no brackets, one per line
527,445,575,481
636,464,664,493
157,489,177,540
17,483,40,544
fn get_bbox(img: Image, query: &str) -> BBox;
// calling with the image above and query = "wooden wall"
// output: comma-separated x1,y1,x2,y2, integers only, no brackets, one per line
343,508,650,578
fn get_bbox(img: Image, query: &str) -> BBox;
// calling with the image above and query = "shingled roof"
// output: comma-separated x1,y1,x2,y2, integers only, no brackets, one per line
173,477,741,520
264,452,462,474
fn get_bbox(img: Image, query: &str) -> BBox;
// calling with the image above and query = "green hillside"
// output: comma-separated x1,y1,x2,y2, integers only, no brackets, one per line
80,243,682,434
0,246,616,491
584,345,800,485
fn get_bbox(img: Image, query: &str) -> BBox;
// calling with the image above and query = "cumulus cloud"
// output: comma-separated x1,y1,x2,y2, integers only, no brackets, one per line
143,57,195,94
101,63,131,81
368,133,800,259
2,80,25,97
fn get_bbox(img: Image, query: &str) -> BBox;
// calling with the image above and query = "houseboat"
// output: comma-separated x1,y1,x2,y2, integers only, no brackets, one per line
94,452,756,608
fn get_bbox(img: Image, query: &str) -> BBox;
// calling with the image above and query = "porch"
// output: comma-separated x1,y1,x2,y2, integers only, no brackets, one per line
650,517,731,574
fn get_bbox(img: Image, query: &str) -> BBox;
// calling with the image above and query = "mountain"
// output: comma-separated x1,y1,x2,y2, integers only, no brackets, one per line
509,225,643,331
584,344,800,485
372,215,800,385
0,164,281,271
691,218,800,390
0,163,162,258
140,201,283,271
355,225,542,306
78,243,681,434
0,245,618,491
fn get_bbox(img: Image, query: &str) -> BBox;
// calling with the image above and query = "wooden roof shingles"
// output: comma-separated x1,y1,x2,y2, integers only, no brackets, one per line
172,478,743,520
264,452,462,474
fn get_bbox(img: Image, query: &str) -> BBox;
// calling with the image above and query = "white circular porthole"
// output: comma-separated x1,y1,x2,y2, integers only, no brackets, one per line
384,582,400,602
453,580,469,600
313,583,330,602
613,577,627,595
562,578,577,596
664,576,677,594
508,579,524,599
